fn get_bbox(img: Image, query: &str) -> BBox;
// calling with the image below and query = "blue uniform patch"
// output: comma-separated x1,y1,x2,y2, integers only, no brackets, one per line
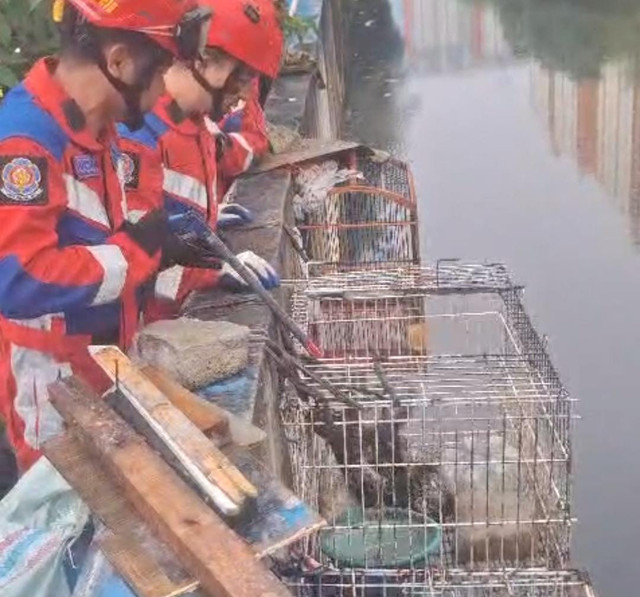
0,156,47,205
72,154,100,180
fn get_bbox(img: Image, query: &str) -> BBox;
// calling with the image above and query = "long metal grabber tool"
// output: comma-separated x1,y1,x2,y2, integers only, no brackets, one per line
168,212,324,358
266,338,362,410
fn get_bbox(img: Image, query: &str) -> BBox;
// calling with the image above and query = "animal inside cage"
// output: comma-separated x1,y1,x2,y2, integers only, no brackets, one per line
282,265,574,578
285,569,596,597
293,152,419,275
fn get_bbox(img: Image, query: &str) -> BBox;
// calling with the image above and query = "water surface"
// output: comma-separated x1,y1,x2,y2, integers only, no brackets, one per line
344,1,640,594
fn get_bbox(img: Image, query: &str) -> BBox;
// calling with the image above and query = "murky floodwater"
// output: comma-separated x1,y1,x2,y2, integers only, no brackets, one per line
344,0,640,594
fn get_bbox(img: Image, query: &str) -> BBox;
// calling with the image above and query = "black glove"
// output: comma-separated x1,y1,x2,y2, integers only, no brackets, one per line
160,234,222,270
122,209,169,256
122,210,220,269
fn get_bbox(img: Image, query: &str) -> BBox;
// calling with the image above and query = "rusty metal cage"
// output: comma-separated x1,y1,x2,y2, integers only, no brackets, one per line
354,154,418,205
281,264,574,580
294,154,420,275
285,569,596,596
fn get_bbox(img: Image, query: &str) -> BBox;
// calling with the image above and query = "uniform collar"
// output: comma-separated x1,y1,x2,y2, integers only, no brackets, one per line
24,58,113,152
153,94,203,137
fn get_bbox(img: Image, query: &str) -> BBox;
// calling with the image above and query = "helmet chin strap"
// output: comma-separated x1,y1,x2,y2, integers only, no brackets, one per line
66,15,169,131
96,54,159,131
190,66,225,121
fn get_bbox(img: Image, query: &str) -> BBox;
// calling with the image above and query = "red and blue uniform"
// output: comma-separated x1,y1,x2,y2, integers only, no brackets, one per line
215,80,269,200
0,59,161,470
118,95,221,317
118,85,269,317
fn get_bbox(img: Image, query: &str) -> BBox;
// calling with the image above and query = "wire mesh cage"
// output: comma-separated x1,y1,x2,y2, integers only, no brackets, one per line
281,264,574,579
294,153,419,275
354,154,417,205
285,569,596,597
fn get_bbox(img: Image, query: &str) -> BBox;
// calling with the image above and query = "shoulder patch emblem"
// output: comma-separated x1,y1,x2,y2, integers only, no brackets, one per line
0,157,48,205
72,154,100,180
119,151,140,190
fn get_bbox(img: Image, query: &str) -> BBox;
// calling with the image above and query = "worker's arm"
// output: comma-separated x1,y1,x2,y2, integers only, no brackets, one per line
118,124,221,305
0,139,163,320
213,79,269,182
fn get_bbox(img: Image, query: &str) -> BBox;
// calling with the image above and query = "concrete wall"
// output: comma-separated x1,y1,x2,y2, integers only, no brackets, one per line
267,0,345,139
302,0,346,139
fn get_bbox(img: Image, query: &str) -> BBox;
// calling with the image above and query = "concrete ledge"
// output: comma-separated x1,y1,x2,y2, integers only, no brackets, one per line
266,74,315,130
184,169,297,480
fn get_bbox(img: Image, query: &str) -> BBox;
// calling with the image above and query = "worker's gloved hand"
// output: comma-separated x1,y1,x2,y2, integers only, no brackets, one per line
161,210,219,269
161,235,220,270
220,251,280,292
217,203,254,230
122,209,170,256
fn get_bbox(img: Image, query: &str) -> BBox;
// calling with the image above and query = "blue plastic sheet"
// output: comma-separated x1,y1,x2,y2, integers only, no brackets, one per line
0,458,90,597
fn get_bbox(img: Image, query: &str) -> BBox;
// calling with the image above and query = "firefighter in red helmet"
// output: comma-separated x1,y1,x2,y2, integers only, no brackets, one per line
0,0,211,472
119,0,284,318
206,0,285,206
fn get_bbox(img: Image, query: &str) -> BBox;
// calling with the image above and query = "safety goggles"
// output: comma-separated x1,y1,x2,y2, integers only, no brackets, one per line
175,7,212,62
197,50,256,84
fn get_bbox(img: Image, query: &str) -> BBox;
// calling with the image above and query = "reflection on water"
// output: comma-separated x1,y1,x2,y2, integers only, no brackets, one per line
347,0,640,250
533,62,640,247
401,0,512,74
489,0,640,79
344,0,640,594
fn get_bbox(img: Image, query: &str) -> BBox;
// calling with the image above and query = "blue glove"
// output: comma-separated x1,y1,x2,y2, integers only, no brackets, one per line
221,251,280,291
217,203,254,230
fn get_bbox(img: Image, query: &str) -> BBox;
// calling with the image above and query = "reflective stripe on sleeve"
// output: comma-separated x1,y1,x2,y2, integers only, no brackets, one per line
63,175,110,227
163,168,207,210
86,245,128,305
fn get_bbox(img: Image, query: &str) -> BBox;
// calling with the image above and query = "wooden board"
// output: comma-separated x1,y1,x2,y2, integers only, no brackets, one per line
226,446,326,558
143,365,266,448
143,366,267,448
107,385,325,559
44,432,197,597
91,347,256,515
46,406,321,571
250,139,362,173
49,378,292,597
142,365,230,440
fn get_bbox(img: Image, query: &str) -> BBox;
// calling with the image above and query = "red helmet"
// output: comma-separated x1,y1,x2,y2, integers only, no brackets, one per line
201,0,284,78
64,0,212,60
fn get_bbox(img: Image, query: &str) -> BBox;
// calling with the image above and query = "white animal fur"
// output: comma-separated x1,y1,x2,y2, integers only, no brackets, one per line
440,434,537,566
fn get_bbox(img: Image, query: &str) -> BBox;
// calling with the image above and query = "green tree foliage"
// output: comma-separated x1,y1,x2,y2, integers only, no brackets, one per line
0,0,59,92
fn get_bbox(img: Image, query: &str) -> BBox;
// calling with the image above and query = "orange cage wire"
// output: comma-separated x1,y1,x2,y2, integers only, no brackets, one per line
295,151,420,275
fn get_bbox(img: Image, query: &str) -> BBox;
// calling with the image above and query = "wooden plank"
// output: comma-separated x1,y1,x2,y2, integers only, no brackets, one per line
91,347,257,515
107,383,324,559
107,382,325,560
250,139,362,173
142,365,266,448
97,532,198,597
45,417,321,570
49,378,292,597
142,365,229,440
44,432,197,597
226,447,326,558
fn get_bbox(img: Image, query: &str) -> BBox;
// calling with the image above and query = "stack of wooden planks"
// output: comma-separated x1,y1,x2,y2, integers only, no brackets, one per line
44,347,324,597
